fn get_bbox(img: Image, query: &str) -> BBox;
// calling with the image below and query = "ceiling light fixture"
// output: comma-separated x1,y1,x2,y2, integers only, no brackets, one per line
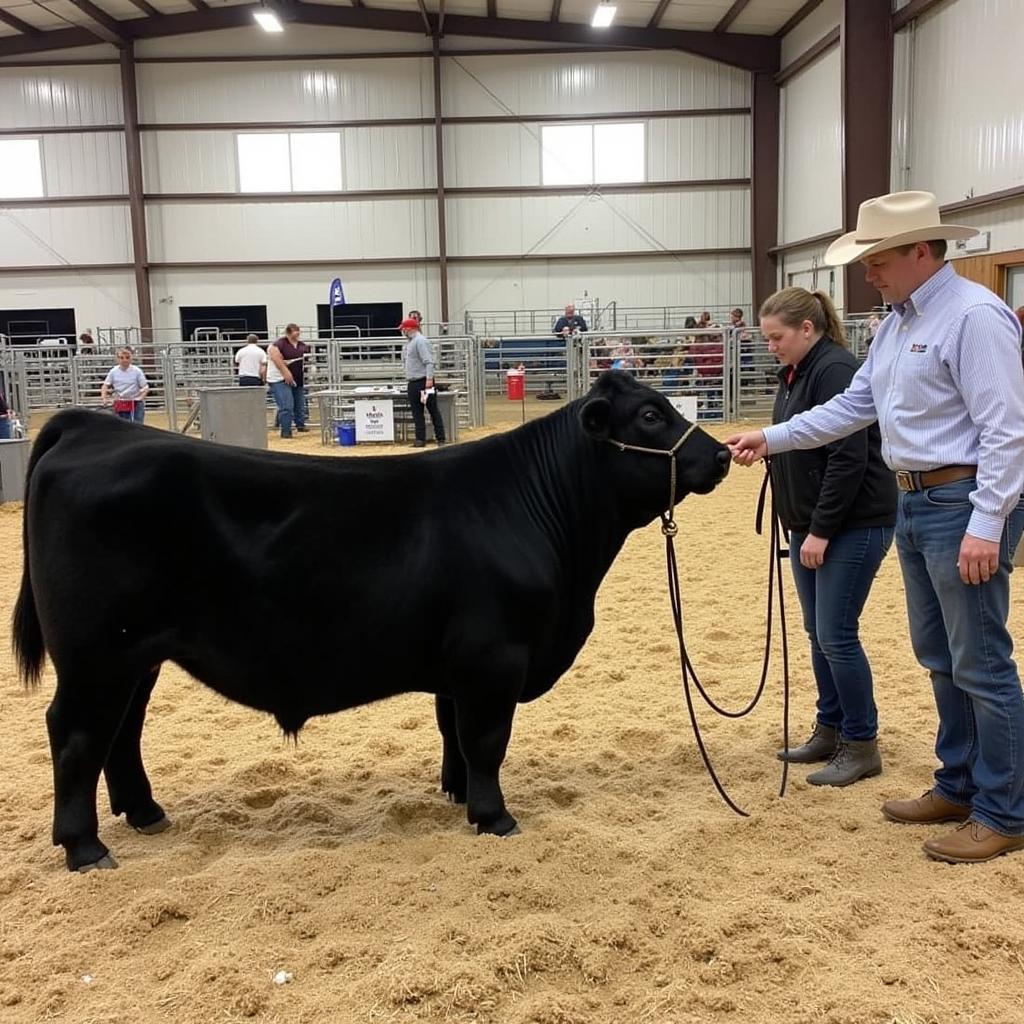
591,1,616,28
253,8,284,32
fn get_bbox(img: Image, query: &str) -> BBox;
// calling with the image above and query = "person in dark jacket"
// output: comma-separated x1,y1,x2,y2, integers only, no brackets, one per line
761,287,897,786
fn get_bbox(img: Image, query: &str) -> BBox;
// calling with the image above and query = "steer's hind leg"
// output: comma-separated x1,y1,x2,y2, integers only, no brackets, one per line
104,665,170,835
435,695,467,804
47,670,137,872
453,688,520,837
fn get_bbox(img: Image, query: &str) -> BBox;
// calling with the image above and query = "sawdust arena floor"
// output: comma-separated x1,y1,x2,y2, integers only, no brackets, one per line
1,405,1023,1024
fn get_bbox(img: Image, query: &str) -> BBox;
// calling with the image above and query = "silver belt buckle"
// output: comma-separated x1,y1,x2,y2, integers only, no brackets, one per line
895,470,915,492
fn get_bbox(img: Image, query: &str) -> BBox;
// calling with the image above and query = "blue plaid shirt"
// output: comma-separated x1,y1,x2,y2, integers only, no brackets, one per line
764,263,1024,541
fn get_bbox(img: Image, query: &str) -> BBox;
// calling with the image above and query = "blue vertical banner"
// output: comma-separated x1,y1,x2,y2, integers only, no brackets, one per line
329,278,345,307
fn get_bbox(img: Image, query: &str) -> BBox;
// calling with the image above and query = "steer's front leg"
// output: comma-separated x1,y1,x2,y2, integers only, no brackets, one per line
452,686,520,837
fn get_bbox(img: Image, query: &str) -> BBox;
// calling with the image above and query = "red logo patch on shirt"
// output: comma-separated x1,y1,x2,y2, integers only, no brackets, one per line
910,343,928,353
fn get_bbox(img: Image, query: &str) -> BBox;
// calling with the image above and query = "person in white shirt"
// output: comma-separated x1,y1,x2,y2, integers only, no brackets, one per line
101,348,149,423
234,334,267,387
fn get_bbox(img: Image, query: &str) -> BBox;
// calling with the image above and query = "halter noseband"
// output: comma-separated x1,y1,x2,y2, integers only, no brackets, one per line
605,421,699,536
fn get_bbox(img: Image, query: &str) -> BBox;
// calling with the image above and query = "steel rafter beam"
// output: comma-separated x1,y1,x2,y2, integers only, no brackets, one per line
66,0,128,43
714,0,752,34
0,2,780,69
487,0,496,17
550,0,560,22
127,0,161,14
0,7,41,34
415,0,431,34
647,0,671,30
775,0,823,38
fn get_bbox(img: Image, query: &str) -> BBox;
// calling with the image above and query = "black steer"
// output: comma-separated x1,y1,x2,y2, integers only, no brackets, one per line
14,371,729,872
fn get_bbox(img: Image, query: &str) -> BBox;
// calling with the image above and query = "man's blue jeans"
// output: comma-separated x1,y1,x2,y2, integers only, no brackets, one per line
789,526,894,741
268,382,305,437
895,480,1024,835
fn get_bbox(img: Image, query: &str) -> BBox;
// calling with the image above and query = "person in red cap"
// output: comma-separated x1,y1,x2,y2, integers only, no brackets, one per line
401,317,446,448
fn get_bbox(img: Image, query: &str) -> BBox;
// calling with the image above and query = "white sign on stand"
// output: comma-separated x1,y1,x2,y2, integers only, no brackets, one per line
354,399,395,443
668,395,699,424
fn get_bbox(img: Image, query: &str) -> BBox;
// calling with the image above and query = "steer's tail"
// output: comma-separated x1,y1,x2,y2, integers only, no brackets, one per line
13,416,66,687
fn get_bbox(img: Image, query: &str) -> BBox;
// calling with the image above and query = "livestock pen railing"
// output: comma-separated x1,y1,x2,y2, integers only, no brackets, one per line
0,319,876,433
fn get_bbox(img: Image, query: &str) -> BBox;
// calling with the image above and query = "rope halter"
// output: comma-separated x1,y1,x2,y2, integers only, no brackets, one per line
605,421,699,537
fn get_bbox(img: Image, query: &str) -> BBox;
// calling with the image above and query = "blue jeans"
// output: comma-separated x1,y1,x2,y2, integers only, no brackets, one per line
0,418,11,439
268,381,305,437
790,526,894,741
896,480,1024,835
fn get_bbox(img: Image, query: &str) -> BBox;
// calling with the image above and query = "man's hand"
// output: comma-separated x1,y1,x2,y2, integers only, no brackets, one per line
800,533,830,569
958,534,1000,585
426,378,434,389
725,430,767,466
284,372,295,386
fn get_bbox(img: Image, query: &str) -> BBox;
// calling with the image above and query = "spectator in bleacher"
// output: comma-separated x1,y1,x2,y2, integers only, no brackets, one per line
101,347,149,423
267,324,308,438
553,303,588,338
235,334,267,388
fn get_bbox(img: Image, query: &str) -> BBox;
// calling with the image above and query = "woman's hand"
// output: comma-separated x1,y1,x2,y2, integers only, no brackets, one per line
800,533,829,569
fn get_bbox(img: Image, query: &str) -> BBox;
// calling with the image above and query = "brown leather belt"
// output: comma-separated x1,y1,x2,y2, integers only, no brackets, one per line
894,465,976,492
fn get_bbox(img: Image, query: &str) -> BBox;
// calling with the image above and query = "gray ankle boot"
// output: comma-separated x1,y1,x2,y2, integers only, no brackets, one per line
806,738,882,787
776,722,838,764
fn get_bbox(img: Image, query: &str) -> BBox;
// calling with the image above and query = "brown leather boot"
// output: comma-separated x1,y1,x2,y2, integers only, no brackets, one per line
923,821,1024,864
806,738,882,787
881,789,971,825
776,722,838,764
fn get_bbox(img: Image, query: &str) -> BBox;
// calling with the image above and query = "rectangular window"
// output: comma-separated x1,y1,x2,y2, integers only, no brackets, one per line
0,138,44,199
541,122,644,186
237,132,342,193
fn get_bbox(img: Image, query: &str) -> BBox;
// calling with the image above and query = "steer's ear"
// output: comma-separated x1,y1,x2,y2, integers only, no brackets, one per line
580,397,612,440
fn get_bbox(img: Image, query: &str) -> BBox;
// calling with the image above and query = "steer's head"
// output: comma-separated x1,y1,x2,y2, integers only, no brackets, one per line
579,371,730,518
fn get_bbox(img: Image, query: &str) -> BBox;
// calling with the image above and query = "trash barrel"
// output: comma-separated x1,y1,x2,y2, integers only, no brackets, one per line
506,368,525,401
336,420,356,446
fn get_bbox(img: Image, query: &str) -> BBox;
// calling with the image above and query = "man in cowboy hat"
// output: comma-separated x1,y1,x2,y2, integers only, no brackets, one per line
727,190,1024,863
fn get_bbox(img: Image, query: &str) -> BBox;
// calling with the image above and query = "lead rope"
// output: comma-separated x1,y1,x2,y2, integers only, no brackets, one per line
608,431,791,817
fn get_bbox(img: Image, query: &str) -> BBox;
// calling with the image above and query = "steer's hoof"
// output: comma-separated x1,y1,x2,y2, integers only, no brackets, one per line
134,815,172,836
477,814,520,838
77,853,119,873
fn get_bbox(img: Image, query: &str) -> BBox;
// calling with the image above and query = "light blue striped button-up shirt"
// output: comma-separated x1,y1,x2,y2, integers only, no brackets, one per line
763,262,1024,542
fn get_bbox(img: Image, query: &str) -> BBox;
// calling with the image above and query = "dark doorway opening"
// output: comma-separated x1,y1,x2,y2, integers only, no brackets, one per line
316,302,403,339
0,307,77,346
179,305,269,342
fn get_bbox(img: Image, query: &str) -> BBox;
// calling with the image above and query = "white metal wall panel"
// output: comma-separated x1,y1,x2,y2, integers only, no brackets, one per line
647,115,751,181
448,255,751,316
444,115,749,189
447,189,749,256
0,206,131,266
146,200,437,262
778,244,846,315
781,0,841,67
442,51,750,119
42,132,127,196
947,201,1024,262
778,46,842,244
141,126,434,193
0,271,138,329
148,266,439,334
0,66,122,128
136,60,433,124
902,0,1024,203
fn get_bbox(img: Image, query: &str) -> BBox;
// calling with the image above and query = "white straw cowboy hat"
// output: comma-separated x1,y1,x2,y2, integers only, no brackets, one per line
824,190,977,266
